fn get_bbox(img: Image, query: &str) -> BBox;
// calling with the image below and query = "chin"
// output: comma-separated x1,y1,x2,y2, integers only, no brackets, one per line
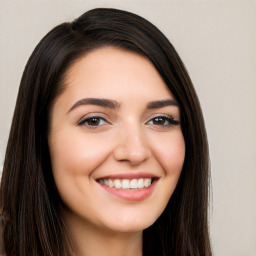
100,212,159,233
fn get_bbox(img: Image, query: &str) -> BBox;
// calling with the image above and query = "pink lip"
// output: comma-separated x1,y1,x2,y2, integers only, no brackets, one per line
98,179,157,201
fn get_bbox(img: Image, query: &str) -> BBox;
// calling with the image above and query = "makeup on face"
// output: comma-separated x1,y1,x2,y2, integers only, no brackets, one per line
48,46,185,234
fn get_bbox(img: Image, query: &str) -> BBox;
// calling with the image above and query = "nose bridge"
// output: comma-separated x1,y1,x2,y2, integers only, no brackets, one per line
113,119,150,165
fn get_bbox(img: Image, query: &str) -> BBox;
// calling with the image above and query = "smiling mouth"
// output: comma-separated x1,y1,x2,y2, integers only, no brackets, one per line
97,177,157,190
96,175,159,201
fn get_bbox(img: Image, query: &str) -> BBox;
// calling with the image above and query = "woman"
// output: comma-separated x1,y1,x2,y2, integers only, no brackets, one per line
0,8,211,256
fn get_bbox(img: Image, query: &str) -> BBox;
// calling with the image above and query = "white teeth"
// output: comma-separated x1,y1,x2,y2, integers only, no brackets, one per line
99,178,153,190
145,179,151,187
138,178,144,189
114,179,122,189
108,179,114,188
130,179,137,189
122,179,130,189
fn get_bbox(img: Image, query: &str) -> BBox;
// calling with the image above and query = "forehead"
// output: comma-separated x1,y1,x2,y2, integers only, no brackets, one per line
62,46,174,101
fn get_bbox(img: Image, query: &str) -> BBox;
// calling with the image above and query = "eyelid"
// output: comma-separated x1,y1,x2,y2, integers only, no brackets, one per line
77,113,111,127
145,114,180,126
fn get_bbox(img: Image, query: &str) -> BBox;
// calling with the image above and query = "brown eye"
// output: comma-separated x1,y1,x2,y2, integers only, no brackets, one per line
146,116,180,127
87,118,101,126
78,116,108,127
152,117,165,125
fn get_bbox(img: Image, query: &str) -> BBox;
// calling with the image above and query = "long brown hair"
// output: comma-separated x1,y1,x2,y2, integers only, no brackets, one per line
0,8,211,255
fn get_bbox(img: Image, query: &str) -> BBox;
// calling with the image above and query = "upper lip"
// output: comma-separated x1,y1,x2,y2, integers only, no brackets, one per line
96,172,160,180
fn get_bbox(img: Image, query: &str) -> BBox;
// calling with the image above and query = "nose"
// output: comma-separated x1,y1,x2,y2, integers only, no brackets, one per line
113,123,151,166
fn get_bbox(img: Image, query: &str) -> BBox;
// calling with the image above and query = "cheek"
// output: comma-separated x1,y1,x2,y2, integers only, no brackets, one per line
151,131,185,212
48,129,113,213
153,131,185,175
49,129,111,177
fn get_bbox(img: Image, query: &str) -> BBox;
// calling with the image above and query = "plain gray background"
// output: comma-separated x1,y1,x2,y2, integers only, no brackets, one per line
0,0,256,255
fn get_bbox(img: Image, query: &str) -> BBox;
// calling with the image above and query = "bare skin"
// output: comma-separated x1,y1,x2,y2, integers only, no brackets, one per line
64,210,142,256
48,47,185,255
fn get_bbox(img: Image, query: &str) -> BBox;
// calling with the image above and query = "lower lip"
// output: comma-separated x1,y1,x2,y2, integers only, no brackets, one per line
98,181,157,201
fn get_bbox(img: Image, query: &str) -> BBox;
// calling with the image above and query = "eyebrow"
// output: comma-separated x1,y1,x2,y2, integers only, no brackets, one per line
147,99,179,109
68,98,120,113
68,98,179,113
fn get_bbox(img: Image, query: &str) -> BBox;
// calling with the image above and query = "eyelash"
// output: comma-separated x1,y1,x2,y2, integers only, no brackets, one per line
78,116,109,128
146,115,180,127
78,115,180,129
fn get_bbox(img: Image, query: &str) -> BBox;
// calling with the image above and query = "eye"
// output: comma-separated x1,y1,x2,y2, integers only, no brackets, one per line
78,116,109,128
146,115,180,127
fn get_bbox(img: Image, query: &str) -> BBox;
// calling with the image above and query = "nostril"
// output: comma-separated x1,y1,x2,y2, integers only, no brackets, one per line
113,129,151,164
113,145,150,165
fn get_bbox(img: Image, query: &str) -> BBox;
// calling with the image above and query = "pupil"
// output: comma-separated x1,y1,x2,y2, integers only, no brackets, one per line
154,117,165,125
88,118,99,125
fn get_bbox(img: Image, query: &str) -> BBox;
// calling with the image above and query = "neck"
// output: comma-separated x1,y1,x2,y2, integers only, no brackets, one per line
63,211,143,256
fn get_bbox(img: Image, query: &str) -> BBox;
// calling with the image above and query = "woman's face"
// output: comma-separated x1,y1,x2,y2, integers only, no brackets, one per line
48,47,185,233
